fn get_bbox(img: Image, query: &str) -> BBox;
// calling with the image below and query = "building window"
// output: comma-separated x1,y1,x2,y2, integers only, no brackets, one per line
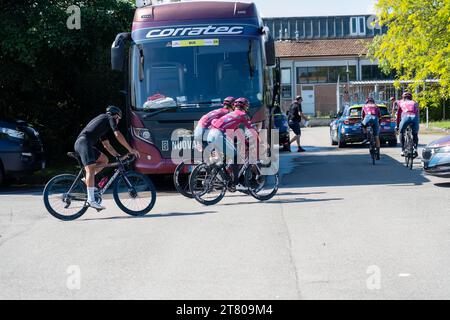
320,18,327,37
281,68,292,99
297,66,357,84
281,68,291,84
350,17,366,36
305,19,312,37
361,65,393,80
313,19,319,38
336,18,343,37
327,18,335,37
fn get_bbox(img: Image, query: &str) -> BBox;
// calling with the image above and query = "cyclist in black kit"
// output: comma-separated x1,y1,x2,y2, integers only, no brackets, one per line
74,106,140,210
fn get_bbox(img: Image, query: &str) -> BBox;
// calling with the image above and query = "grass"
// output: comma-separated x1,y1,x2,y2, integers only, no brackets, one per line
427,121,450,130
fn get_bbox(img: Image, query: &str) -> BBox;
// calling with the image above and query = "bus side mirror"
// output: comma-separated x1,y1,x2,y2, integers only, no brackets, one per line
265,35,276,67
111,32,131,71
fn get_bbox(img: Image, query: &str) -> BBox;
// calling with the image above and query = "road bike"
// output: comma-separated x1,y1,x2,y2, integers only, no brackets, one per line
189,155,279,206
366,124,379,166
43,153,156,221
404,124,416,170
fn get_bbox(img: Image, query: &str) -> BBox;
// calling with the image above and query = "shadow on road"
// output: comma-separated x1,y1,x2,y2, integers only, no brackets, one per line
80,211,216,222
434,182,450,188
282,153,429,188
220,197,343,206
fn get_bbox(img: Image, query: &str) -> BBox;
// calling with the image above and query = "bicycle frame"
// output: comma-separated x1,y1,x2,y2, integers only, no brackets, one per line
64,157,134,201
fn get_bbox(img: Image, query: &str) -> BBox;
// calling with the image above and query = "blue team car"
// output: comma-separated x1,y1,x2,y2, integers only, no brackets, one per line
330,104,397,148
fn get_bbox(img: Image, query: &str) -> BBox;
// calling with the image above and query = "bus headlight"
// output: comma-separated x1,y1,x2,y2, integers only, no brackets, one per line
133,127,153,144
0,127,25,140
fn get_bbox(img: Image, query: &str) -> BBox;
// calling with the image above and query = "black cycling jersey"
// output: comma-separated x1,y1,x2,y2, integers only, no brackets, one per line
77,114,119,145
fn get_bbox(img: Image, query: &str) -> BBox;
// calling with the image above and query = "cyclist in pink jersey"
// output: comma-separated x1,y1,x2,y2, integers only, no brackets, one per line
193,97,235,146
207,98,259,183
396,92,420,157
361,97,382,159
207,97,258,164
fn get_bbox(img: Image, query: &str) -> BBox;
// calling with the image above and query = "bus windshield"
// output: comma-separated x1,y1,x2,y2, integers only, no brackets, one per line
131,38,263,111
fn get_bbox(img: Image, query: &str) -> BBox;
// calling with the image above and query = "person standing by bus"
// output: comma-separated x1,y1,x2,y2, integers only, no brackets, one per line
288,96,308,152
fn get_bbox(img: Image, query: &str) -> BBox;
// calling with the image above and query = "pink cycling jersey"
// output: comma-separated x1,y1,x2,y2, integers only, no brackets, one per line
396,100,419,126
211,109,258,140
198,107,230,129
362,103,381,119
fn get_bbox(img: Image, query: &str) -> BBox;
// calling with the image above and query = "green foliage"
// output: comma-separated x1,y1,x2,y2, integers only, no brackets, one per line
0,0,135,163
368,0,450,109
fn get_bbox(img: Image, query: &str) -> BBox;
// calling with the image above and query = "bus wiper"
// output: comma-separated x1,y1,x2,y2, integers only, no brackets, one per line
248,40,254,78
143,105,179,118
138,44,144,82
178,101,219,107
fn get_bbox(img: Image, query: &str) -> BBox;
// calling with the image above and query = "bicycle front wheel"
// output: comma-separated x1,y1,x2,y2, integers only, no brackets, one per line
189,163,226,206
43,174,88,221
173,162,194,198
113,171,157,216
245,164,279,201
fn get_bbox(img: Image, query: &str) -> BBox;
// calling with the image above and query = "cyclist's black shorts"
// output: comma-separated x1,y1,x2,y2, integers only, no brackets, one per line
74,135,101,167
289,120,301,136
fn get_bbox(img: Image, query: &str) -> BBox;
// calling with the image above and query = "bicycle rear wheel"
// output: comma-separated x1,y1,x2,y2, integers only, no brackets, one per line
369,131,376,166
173,162,194,199
245,164,279,201
43,174,88,221
113,171,156,216
405,131,414,170
189,163,227,206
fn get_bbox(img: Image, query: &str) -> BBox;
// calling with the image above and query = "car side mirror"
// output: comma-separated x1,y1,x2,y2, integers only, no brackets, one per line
111,32,131,71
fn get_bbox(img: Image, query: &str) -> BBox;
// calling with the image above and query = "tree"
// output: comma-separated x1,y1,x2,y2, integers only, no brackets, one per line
368,0,450,109
0,0,135,163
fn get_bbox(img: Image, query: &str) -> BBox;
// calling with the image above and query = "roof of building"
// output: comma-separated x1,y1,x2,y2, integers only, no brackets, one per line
275,38,373,58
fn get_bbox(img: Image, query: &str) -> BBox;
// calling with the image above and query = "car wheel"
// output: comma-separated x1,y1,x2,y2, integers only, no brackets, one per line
338,140,347,148
330,130,338,146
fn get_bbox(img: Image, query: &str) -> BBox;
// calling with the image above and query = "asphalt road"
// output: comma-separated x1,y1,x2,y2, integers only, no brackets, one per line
0,127,449,300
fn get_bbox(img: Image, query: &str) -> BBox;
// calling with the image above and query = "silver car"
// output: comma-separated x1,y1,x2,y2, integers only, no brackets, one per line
422,135,450,178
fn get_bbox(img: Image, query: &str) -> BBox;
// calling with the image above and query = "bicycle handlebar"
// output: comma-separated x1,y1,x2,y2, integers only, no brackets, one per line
117,153,136,165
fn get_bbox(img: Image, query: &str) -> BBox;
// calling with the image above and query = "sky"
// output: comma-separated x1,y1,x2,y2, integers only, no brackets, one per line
183,0,377,17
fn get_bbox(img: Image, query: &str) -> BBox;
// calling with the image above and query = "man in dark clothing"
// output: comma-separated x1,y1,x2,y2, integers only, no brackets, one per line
74,106,140,210
288,96,308,152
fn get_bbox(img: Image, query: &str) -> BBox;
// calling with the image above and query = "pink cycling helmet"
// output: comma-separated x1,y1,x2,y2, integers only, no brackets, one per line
366,97,375,104
402,92,412,100
234,97,249,110
223,96,235,108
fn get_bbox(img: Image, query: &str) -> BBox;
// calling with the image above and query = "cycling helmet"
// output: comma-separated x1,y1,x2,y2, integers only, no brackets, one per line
234,97,249,110
106,105,122,118
223,96,235,108
402,92,412,100
366,97,375,104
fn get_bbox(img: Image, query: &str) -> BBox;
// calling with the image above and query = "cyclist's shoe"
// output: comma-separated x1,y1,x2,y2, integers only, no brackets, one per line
87,201,105,211
400,151,405,157
376,149,381,160
298,147,306,152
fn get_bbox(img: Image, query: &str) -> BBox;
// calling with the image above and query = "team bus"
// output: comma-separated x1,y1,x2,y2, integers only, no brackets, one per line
111,0,276,174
